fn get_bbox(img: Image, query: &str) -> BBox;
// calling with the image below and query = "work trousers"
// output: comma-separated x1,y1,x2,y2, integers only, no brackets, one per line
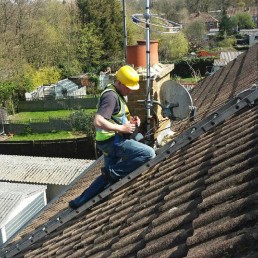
69,136,155,208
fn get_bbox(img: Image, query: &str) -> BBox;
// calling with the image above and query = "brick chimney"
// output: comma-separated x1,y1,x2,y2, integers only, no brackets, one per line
125,40,174,143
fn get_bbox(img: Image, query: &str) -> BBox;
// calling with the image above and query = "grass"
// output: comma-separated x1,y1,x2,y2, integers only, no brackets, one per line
176,77,203,84
8,109,96,121
8,131,86,141
6,109,96,141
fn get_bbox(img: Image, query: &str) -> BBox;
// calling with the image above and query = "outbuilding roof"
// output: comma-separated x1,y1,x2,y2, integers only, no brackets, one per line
213,51,243,67
0,155,94,185
0,182,46,228
1,44,258,257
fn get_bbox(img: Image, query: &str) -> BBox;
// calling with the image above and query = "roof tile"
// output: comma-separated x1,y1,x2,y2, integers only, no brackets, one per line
2,44,258,258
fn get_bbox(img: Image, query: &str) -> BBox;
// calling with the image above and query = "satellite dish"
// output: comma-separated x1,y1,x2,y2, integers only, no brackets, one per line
159,80,195,121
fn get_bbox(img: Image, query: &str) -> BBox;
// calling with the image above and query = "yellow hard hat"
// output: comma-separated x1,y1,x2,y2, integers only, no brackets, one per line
116,65,139,90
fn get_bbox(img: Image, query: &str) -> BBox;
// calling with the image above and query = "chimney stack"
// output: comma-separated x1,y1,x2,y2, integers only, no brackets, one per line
126,40,159,68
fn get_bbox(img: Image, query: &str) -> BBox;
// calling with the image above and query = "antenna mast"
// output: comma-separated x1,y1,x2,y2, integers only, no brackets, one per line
131,3,183,145
122,0,127,62
145,0,152,144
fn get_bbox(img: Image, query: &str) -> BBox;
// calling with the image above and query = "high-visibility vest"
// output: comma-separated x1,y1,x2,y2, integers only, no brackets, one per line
95,84,130,141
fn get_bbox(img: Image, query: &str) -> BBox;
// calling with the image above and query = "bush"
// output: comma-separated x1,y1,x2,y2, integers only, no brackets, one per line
69,110,95,141
217,37,236,48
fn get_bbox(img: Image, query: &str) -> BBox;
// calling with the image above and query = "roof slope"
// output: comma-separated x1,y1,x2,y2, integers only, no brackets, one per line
227,6,258,17
1,44,258,257
0,182,46,227
0,155,93,185
189,12,219,23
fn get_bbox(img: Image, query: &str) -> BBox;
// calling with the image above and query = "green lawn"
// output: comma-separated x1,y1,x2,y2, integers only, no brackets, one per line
8,131,86,141
8,109,96,121
6,109,96,141
176,77,203,84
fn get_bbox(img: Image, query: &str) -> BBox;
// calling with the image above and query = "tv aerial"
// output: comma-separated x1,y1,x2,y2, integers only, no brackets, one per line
130,0,194,143
131,13,182,34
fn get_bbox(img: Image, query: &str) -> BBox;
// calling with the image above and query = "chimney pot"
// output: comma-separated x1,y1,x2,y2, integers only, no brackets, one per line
126,40,159,68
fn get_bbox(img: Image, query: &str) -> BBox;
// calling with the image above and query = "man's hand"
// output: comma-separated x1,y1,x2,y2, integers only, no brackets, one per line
121,121,136,134
130,116,141,127
94,114,136,134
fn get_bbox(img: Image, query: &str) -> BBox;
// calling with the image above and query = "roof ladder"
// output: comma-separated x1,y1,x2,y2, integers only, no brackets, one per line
1,84,258,258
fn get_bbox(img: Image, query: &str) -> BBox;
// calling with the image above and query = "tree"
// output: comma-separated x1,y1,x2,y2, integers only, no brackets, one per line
0,81,16,113
77,0,124,62
184,21,207,51
76,24,104,72
158,32,189,62
219,8,234,38
0,0,80,111
231,12,256,30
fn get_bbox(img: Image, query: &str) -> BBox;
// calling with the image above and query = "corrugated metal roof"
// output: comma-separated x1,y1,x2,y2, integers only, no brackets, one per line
220,51,243,64
0,155,94,185
213,51,243,68
0,182,46,227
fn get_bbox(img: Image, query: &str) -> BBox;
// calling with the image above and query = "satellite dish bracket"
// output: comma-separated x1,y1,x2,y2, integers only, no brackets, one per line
139,99,196,121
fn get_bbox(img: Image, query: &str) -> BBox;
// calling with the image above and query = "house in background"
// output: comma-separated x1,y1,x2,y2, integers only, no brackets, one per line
227,6,258,28
239,29,258,46
0,182,46,245
0,155,94,202
188,12,219,31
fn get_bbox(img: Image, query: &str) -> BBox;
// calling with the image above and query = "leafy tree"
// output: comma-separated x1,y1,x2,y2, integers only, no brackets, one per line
23,65,61,89
231,12,256,30
158,32,189,62
185,0,210,12
0,81,17,113
184,21,207,51
150,0,188,23
76,24,104,72
76,0,124,62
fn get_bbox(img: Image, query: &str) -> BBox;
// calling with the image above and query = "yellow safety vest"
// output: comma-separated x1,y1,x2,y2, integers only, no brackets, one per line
95,84,130,141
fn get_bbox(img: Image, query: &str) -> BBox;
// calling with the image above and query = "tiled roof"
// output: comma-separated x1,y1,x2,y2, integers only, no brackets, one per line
227,6,258,17
1,44,258,257
0,155,94,185
189,12,219,23
0,182,46,227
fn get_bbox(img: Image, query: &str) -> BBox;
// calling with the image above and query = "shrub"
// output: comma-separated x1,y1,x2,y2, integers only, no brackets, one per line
69,110,95,141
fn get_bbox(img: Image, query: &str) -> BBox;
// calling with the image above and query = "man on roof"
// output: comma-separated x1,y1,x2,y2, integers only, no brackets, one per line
69,65,156,209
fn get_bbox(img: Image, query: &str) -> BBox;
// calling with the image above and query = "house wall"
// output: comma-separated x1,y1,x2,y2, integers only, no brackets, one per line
249,34,258,46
